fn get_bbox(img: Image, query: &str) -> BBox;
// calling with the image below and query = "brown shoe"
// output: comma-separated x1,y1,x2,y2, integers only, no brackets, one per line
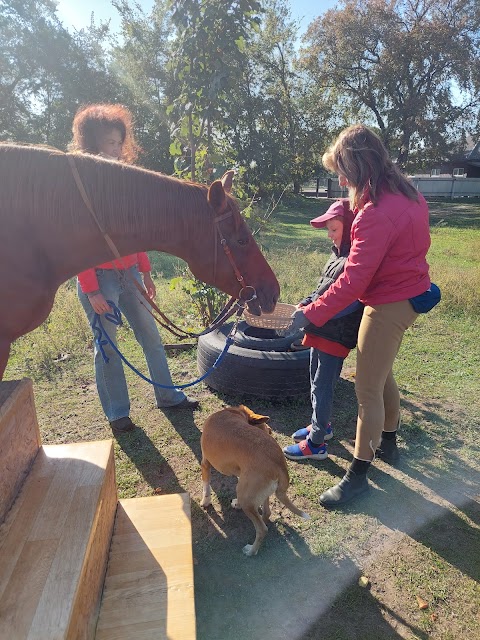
109,417,136,433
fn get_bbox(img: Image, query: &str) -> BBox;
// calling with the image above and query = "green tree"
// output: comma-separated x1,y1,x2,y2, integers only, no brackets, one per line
112,0,174,172
0,0,123,147
243,0,329,193
0,0,70,142
166,0,262,181
300,0,480,170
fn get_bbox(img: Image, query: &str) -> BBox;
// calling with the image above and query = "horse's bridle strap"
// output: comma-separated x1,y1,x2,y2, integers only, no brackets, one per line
214,209,246,285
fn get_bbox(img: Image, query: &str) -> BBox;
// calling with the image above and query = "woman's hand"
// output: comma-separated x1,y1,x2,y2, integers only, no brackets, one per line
143,273,156,300
87,292,112,315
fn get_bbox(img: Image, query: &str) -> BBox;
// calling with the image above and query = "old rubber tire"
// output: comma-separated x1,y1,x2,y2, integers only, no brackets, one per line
197,323,310,398
232,320,305,352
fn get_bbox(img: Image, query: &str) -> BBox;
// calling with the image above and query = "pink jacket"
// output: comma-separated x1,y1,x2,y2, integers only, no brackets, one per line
303,190,431,327
77,252,151,294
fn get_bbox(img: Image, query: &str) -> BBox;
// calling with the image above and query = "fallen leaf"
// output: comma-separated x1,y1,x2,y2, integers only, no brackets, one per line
153,487,163,494
358,576,370,588
416,595,429,610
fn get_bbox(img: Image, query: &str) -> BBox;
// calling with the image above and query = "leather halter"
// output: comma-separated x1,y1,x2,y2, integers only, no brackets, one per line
68,154,257,338
213,209,257,306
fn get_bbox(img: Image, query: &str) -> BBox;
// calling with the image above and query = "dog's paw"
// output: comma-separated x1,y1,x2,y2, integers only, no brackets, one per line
231,498,241,509
242,544,257,557
200,497,211,508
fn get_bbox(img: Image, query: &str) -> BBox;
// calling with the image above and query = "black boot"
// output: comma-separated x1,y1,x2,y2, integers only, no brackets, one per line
319,469,369,508
377,432,400,463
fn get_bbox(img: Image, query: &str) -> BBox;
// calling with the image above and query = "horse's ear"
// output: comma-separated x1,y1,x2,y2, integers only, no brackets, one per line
221,170,234,194
208,180,227,213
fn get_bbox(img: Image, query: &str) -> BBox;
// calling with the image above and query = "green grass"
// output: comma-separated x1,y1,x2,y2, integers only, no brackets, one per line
4,196,480,640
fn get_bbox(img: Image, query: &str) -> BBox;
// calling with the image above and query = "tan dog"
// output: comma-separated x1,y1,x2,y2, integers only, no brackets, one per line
200,405,309,556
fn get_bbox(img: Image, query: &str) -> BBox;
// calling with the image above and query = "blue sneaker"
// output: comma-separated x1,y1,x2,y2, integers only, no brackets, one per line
283,438,328,461
292,423,333,443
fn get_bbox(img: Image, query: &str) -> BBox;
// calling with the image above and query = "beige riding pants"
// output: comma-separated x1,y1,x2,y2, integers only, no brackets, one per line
354,300,418,461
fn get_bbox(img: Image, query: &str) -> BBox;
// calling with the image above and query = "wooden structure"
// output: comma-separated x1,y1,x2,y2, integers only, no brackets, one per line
0,379,196,639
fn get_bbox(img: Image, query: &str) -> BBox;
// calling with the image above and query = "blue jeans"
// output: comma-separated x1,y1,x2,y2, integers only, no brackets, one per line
78,267,185,421
309,349,344,445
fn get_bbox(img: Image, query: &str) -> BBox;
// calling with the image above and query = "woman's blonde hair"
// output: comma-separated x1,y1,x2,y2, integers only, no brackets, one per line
322,124,418,209
69,103,140,164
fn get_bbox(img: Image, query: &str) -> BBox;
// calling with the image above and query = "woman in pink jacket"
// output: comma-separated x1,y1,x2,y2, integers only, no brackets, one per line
290,124,434,506
73,104,199,434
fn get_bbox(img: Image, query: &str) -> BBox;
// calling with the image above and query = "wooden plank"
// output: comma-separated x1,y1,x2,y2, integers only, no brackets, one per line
0,539,58,638
0,378,41,523
95,494,196,640
0,476,54,600
0,440,117,640
66,446,117,640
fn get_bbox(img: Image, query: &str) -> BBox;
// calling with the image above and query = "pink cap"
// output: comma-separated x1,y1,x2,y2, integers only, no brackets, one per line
310,200,345,228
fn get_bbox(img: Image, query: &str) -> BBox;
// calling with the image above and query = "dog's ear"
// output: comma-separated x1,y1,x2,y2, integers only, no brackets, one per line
239,405,270,425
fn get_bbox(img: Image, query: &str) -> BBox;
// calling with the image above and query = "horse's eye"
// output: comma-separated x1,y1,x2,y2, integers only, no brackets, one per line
237,237,249,246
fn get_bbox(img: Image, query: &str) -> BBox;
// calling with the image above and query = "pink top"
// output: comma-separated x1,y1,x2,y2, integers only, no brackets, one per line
304,190,431,327
77,252,151,293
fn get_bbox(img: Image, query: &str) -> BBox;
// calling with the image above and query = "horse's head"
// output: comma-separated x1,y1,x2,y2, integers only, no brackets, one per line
194,171,279,315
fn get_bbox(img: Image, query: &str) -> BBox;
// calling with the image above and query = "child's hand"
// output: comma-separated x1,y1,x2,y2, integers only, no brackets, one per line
289,309,309,332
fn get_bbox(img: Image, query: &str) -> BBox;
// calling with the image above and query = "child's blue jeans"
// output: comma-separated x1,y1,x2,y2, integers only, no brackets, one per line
78,266,186,421
309,348,344,445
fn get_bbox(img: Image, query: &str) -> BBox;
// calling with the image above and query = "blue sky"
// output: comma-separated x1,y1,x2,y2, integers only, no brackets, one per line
56,0,338,36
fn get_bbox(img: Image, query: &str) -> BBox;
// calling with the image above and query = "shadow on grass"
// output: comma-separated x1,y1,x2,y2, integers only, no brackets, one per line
162,405,203,462
345,462,480,585
427,200,480,229
113,427,185,493
301,586,429,640
193,499,419,640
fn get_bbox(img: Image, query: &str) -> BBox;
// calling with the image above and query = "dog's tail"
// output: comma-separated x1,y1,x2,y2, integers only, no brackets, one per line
276,490,310,520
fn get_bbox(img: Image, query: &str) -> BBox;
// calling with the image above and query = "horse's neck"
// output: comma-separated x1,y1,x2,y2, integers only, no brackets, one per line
51,167,210,284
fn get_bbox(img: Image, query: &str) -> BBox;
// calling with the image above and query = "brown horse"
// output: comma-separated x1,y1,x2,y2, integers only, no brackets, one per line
0,144,279,380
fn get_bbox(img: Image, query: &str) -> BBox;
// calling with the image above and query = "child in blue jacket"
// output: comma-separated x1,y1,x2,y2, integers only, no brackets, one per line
284,200,363,460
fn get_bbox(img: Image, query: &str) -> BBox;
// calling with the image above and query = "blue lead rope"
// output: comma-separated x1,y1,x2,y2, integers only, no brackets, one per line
91,301,237,390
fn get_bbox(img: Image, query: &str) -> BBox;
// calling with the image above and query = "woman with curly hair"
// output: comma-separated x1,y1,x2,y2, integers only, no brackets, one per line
73,104,199,434
70,103,140,163
290,124,438,506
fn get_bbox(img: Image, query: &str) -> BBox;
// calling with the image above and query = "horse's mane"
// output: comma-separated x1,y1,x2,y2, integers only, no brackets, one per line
0,144,242,239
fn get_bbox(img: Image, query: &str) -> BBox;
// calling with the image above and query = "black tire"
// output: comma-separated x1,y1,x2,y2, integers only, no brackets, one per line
197,323,310,398
232,321,305,352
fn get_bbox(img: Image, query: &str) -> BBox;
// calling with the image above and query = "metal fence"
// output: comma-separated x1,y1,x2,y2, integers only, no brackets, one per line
302,177,480,198
409,176,480,197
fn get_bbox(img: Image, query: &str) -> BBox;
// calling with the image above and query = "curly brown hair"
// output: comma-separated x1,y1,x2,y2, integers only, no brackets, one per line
322,124,418,209
69,103,140,164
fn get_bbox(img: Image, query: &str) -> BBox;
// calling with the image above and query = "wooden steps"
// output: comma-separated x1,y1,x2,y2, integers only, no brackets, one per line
95,494,196,640
0,379,41,523
0,439,117,639
0,379,197,639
